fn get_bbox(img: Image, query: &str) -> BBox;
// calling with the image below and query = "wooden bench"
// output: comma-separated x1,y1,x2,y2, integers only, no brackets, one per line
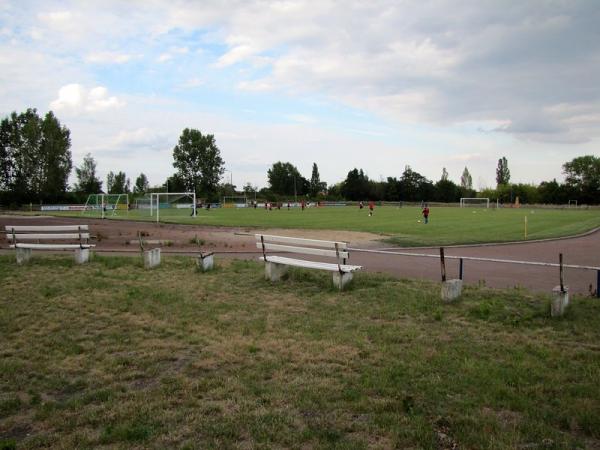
256,234,362,290
5,225,95,265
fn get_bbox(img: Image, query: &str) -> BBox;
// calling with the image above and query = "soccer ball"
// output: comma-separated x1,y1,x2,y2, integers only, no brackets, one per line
417,220,421,223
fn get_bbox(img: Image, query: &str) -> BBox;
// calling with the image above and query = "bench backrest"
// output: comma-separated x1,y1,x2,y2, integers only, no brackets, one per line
255,234,349,261
5,225,90,245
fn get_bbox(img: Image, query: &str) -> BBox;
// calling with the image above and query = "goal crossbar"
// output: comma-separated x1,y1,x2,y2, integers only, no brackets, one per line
150,192,197,222
81,193,129,218
460,197,490,208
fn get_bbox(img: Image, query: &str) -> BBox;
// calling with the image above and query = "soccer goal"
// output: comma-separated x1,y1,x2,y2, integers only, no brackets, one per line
150,192,196,222
82,193,129,218
460,197,490,208
568,200,578,208
222,196,248,208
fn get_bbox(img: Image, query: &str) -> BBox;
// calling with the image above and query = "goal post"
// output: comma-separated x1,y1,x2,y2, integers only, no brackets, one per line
150,192,196,222
460,197,490,208
568,200,578,208
81,193,129,218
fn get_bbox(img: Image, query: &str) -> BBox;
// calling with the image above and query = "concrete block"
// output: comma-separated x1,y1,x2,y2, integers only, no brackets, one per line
441,279,463,302
143,248,161,269
265,261,288,281
74,248,90,264
333,271,353,291
196,254,214,272
551,286,569,317
16,247,32,265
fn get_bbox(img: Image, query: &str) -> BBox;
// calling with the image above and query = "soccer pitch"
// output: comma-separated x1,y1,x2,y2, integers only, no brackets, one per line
61,205,600,247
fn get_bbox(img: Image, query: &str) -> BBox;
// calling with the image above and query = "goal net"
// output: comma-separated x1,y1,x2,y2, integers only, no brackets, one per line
81,193,129,218
460,197,489,208
222,196,248,208
149,192,197,222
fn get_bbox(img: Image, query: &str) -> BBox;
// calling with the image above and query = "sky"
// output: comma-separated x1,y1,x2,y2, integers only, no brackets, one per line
1,0,599,191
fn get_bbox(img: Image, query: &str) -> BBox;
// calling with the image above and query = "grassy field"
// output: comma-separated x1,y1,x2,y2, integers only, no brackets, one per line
57,205,600,246
1,255,599,449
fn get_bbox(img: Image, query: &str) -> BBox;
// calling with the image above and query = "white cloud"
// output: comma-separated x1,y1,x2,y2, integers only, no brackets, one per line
180,77,204,89
50,84,124,113
286,114,316,124
86,51,136,64
446,153,484,162
112,127,171,150
216,44,257,67
3,1,600,189
156,46,189,63
237,80,273,92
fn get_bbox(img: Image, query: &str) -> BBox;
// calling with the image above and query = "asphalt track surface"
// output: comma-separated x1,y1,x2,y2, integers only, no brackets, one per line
2,215,598,295
345,230,600,295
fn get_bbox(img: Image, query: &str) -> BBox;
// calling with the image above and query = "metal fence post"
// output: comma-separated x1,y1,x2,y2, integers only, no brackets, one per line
440,247,446,282
559,253,564,293
459,258,464,281
597,270,600,298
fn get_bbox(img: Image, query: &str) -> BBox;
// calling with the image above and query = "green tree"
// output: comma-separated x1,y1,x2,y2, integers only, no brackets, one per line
267,161,308,196
106,171,115,193
562,155,600,204
309,162,326,198
110,171,129,194
74,153,103,193
163,173,187,193
0,114,16,192
341,168,370,200
435,179,460,202
172,128,225,195
399,166,433,201
496,156,510,186
134,173,149,194
40,111,71,197
384,177,401,201
461,166,473,190
441,167,449,181
0,109,72,202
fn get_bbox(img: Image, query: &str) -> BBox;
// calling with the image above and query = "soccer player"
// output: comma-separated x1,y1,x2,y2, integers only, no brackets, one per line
422,204,430,224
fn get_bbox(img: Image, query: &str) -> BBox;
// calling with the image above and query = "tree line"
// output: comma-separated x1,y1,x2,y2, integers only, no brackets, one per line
1,108,599,206
260,157,599,205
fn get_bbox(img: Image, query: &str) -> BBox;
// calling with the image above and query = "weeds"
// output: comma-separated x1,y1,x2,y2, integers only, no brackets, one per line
0,254,599,449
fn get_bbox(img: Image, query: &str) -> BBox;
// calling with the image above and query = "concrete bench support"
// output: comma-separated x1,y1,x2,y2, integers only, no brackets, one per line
74,248,90,264
16,247,32,265
551,286,569,317
144,248,161,269
441,279,463,302
196,254,214,272
265,261,288,281
333,271,353,291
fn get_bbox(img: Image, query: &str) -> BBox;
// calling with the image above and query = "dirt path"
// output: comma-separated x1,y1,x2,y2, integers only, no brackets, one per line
2,215,598,295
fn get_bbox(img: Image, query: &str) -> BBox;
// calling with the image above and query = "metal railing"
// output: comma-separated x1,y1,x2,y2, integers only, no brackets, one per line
349,246,600,297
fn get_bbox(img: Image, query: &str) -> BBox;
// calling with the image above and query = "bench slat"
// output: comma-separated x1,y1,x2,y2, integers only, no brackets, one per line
256,242,349,259
5,225,89,232
259,256,361,273
255,234,347,250
12,244,95,249
11,233,90,240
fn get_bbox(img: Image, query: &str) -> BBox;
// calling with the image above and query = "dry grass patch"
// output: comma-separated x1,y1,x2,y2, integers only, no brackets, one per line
1,255,600,449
